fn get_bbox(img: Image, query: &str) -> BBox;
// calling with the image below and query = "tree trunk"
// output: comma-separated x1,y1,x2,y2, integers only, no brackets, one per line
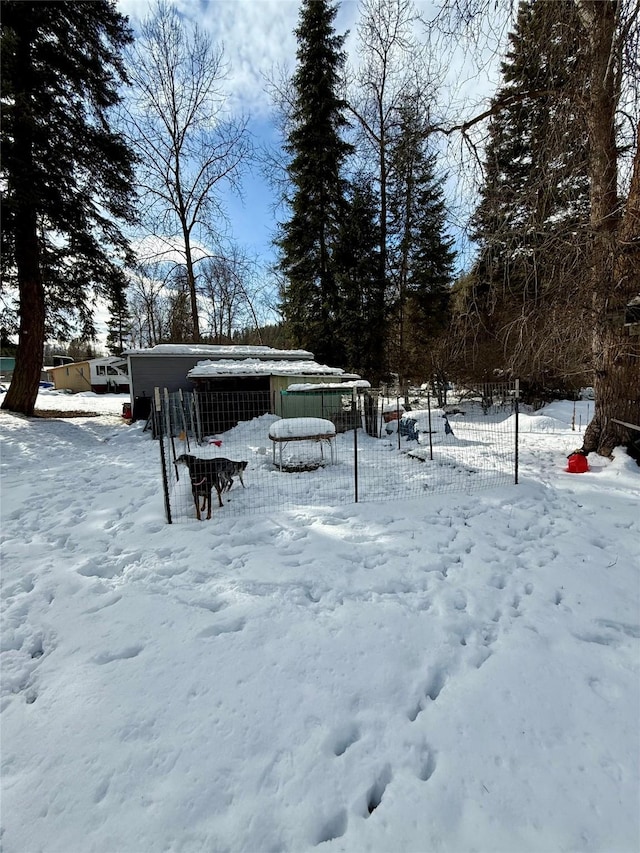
1,246,46,417
577,0,640,457
1,10,45,417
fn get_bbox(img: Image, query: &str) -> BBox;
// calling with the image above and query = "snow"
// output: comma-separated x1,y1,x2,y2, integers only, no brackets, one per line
123,344,314,359
286,381,371,391
188,359,358,378
1,393,639,853
269,417,337,440
401,408,451,434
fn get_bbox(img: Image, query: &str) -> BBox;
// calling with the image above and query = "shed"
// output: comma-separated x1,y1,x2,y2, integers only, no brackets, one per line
187,356,362,435
47,356,129,394
122,344,361,425
282,381,371,430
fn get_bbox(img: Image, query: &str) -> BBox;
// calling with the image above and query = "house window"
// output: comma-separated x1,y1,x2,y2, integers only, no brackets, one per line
107,366,118,376
97,365,106,376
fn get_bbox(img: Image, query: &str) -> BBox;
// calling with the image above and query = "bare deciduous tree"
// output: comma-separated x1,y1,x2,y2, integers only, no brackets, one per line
349,0,430,302
199,248,265,344
123,1,251,343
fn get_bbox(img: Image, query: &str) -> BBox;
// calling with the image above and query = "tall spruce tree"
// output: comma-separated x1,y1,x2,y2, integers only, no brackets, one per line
277,0,353,366
459,0,590,388
1,1,136,415
334,177,386,381
387,96,456,384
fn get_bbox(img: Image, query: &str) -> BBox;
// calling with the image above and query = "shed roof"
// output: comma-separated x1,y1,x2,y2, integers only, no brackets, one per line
123,344,314,361
187,358,360,380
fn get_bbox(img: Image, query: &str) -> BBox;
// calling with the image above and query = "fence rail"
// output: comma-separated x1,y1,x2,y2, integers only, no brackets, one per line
153,383,520,523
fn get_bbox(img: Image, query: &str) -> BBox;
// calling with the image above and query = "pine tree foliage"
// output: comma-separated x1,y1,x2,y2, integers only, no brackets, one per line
387,95,456,383
334,177,386,381
454,0,591,387
277,0,353,367
1,1,136,414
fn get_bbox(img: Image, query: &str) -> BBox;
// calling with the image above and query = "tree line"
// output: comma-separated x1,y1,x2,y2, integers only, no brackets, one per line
1,0,638,458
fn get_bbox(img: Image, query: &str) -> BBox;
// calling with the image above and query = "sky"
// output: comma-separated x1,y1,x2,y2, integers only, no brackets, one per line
117,0,361,266
1,391,639,851
116,0,508,271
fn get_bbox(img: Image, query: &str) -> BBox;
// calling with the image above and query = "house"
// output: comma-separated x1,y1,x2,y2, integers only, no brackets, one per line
122,344,362,428
0,357,15,383
47,356,130,394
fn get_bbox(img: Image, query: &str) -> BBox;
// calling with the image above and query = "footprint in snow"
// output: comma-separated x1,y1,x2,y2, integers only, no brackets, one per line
197,618,246,638
94,645,144,664
364,766,392,817
408,669,446,721
329,722,361,757
417,746,437,782
313,810,348,845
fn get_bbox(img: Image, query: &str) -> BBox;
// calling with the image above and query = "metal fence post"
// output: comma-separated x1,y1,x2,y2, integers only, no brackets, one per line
353,392,359,503
514,378,520,485
427,389,434,461
154,388,172,524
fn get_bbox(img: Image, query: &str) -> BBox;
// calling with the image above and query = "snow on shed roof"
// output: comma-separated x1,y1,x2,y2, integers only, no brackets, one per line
286,380,371,391
187,358,360,379
122,344,314,360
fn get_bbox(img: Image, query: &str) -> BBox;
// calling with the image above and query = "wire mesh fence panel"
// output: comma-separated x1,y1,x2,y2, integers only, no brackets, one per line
354,385,517,502
155,383,519,523
157,390,359,523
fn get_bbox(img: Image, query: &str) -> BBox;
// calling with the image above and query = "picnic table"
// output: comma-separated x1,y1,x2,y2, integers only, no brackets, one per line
268,417,337,471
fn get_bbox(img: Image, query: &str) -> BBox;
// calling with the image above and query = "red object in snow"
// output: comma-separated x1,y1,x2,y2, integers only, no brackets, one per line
122,402,132,420
565,452,590,473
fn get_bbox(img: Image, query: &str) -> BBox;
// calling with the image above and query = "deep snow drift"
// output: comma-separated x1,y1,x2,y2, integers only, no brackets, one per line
1,392,638,853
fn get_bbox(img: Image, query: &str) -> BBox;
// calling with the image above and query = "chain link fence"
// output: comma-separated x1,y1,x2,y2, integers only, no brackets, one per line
152,383,520,523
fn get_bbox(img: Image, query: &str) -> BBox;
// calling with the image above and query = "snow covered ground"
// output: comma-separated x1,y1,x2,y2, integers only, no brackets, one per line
1,391,639,853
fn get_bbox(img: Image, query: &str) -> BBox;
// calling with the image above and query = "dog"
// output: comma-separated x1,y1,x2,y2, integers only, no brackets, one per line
176,454,231,520
213,458,248,493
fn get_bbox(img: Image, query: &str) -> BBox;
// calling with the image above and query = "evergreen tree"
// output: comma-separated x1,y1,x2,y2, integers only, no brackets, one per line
460,0,590,386
277,0,353,366
1,1,136,415
387,96,456,384
334,177,386,381
106,285,132,357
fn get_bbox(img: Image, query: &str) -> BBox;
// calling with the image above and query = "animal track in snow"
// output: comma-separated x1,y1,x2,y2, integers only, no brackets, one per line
330,722,361,757
94,645,144,664
93,775,111,804
83,594,122,614
417,746,437,781
197,618,246,638
408,669,446,721
596,619,640,639
313,809,348,845
469,646,492,669
572,631,619,648
364,766,392,816
452,589,467,611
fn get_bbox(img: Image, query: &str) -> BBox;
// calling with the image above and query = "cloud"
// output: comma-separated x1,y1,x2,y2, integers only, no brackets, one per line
118,0,361,118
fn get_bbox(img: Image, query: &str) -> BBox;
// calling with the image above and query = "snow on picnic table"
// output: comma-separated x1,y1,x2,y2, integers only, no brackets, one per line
269,416,337,439
0,392,639,853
